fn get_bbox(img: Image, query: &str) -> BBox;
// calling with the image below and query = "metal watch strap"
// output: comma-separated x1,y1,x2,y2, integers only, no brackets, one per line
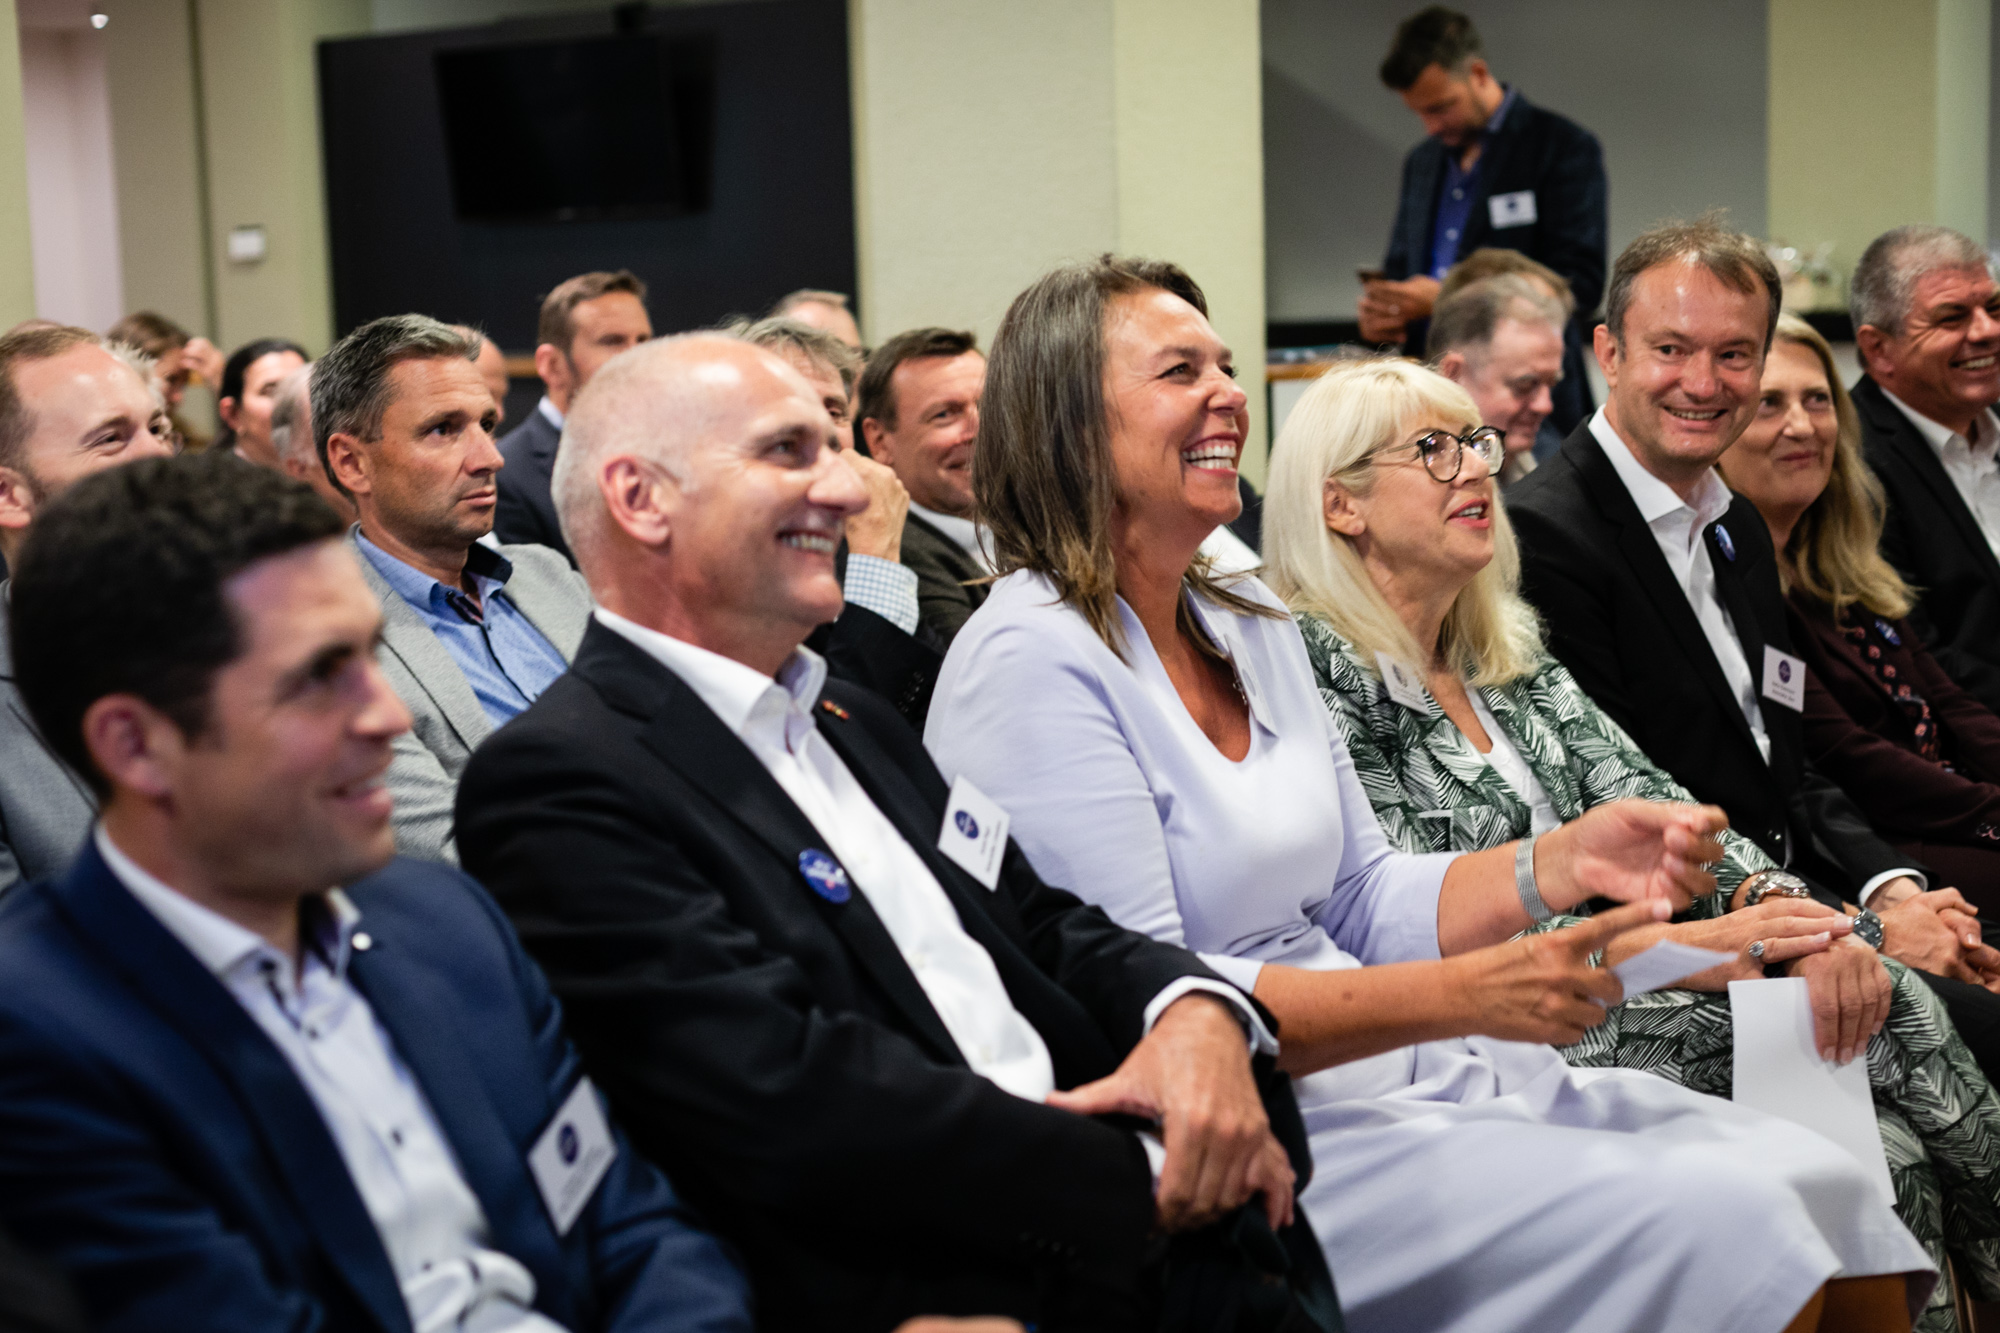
1851,908,1885,950
1742,871,1812,908
1515,833,1553,924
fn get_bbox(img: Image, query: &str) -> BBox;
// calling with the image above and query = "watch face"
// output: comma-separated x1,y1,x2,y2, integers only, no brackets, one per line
1853,911,1885,949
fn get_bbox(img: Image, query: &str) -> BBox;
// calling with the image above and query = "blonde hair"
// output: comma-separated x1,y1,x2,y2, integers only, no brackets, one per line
1751,314,1913,619
1262,358,1544,686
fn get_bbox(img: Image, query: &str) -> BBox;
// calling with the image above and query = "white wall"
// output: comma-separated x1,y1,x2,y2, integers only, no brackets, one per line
18,16,123,330
1263,0,1768,323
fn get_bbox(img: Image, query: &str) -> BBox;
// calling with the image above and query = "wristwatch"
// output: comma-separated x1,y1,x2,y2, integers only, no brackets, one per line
1741,870,1813,908
1851,908,1886,950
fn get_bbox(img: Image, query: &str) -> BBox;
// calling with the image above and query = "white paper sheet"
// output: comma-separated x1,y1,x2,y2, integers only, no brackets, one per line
1729,977,1895,1204
1609,940,1734,996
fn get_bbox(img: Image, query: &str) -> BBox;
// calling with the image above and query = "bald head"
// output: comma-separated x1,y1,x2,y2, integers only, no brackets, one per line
555,332,867,672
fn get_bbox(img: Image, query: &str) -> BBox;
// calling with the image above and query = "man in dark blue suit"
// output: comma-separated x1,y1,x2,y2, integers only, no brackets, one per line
1358,5,1607,444
0,452,752,1333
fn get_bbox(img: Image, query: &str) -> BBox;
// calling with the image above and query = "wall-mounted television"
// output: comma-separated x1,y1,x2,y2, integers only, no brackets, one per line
434,32,712,223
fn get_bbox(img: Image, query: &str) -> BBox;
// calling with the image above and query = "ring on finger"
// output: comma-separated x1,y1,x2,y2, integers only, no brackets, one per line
1748,939,1766,962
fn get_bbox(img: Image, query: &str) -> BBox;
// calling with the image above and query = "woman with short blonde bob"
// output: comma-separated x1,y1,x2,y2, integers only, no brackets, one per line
926,255,1932,1333
1263,355,2000,1331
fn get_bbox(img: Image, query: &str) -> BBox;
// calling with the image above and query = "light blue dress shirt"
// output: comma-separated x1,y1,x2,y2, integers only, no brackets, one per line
1427,85,1519,280
356,533,572,730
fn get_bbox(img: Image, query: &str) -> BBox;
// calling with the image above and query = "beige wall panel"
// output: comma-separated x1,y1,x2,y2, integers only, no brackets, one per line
103,0,208,335
0,0,36,326
1936,0,1991,240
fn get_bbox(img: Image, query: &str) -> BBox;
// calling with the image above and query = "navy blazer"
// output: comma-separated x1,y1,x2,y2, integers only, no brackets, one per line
0,842,751,1333
1384,89,1607,435
496,406,572,565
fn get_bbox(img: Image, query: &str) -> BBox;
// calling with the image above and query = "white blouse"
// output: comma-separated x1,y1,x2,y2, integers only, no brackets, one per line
1466,691,1561,835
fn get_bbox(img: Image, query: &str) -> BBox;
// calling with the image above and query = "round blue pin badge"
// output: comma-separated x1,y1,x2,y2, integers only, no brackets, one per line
954,810,979,839
798,849,852,904
1713,524,1736,562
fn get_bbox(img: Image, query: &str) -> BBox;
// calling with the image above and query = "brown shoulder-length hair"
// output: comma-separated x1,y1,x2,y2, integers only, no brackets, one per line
1756,313,1913,619
977,255,1278,657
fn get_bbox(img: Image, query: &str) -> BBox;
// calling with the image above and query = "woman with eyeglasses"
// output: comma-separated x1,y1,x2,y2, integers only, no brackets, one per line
1260,355,2000,1331
926,259,1933,1333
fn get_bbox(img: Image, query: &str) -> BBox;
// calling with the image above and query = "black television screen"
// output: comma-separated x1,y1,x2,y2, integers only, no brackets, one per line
434,34,710,223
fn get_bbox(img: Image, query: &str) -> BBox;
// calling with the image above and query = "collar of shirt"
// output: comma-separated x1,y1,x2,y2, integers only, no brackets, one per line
908,502,994,570
1590,406,1733,541
592,607,828,750
536,395,564,431
95,825,359,995
1483,84,1518,137
355,531,515,620
1878,385,2000,465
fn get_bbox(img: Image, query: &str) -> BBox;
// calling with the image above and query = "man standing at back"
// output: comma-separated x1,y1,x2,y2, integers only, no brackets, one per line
1849,226,2000,715
317,316,590,865
495,271,653,562
1360,5,1606,440
859,329,991,645
1508,217,2000,1068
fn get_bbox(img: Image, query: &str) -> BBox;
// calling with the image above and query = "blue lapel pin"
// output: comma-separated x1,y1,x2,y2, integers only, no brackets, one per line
1876,618,1901,646
1712,523,1736,562
798,849,851,905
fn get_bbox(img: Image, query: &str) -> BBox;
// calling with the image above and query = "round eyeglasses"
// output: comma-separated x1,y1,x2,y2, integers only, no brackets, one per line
1375,426,1506,482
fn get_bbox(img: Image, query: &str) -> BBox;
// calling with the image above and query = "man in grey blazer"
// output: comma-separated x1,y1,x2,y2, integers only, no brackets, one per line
0,325,178,891
315,315,591,864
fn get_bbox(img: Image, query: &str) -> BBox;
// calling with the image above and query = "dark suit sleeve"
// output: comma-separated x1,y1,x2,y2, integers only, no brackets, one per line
1509,498,1650,741
1383,149,1423,280
454,724,1156,1269
1536,123,1608,316
0,1008,323,1332
806,602,941,730
462,876,754,1333
1791,761,1925,894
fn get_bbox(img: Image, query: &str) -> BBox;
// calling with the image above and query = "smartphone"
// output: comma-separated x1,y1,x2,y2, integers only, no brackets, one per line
1356,267,1389,283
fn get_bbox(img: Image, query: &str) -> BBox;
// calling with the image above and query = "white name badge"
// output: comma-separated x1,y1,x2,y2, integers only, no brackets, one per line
528,1077,617,1236
1488,189,1538,229
1762,646,1807,712
1376,652,1430,712
939,775,1010,890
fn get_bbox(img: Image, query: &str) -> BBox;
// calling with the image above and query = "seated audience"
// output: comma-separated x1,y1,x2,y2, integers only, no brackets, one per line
1724,314,2000,913
317,316,589,864
925,253,1932,1333
106,310,221,450
0,453,752,1332
0,326,176,893
770,286,864,351
454,331,1331,1333
858,328,993,643
1507,218,2000,1065
1850,226,2000,716
496,271,654,561
214,337,307,466
730,317,945,725
1263,355,2000,1323
1427,273,1567,482
269,361,354,521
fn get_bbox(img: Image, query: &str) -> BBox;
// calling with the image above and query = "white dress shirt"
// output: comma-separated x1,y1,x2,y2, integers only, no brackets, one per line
1879,388,2000,558
1468,693,1560,835
100,829,564,1333
1590,410,1920,904
536,395,564,431
591,609,1269,1108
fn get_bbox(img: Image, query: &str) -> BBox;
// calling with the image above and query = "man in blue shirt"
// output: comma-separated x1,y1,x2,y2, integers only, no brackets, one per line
1358,5,1607,443
314,316,592,864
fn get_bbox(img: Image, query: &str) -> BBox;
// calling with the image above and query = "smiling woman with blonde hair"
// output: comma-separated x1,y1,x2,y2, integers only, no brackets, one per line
1264,354,2000,1330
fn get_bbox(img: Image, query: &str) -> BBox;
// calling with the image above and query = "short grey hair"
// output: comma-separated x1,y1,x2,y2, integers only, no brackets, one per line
311,315,478,496
1426,274,1568,362
725,315,861,395
1851,225,1996,337
269,363,315,472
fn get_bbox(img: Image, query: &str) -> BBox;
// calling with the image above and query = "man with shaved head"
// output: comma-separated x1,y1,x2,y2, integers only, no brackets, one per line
0,325,178,892
456,333,1311,1332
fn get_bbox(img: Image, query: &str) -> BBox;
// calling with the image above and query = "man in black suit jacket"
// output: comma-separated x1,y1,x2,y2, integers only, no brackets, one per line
1509,218,2000,1065
1361,7,1606,439
456,333,1320,1332
1849,225,2000,715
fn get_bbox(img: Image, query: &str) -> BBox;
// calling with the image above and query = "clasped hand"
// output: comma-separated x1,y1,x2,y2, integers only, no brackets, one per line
1536,798,1730,914
1044,994,1294,1235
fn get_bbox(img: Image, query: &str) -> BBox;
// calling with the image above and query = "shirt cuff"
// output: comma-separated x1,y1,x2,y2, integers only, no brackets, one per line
842,555,920,634
1142,976,1280,1058
1860,868,1926,909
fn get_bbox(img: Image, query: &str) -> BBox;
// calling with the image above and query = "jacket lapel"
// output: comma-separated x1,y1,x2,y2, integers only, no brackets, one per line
51,843,411,1333
1478,679,1587,825
1402,141,1446,273
579,627,964,1066
350,532,492,754
1460,93,1524,253
1856,378,2000,580
1570,431,1764,757
492,549,593,661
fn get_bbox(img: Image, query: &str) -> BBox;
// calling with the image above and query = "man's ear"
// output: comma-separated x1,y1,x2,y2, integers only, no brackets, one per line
0,465,38,544
534,344,573,403
1465,57,1493,90
1323,477,1367,538
1592,321,1621,391
324,433,371,498
859,417,894,467
217,397,244,433
80,693,188,803
1435,351,1469,385
599,456,674,549
1855,324,1895,381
